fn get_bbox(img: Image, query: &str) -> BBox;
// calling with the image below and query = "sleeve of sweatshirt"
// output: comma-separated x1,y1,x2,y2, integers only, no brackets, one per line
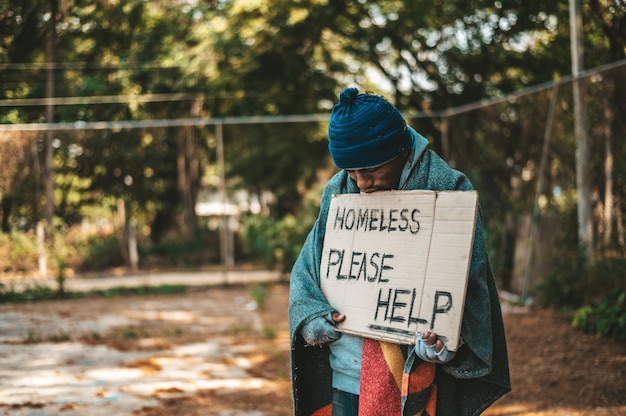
288,179,340,343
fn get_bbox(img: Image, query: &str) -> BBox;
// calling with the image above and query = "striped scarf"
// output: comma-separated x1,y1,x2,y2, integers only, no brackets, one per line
310,339,437,416
360,338,437,416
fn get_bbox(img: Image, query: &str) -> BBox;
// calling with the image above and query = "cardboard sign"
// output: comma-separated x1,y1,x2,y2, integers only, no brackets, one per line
319,190,477,351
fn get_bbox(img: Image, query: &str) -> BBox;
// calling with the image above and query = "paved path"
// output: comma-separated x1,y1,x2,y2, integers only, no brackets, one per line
0,280,289,416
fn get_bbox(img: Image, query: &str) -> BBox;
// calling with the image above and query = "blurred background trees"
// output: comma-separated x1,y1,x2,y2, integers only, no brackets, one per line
1,0,625,323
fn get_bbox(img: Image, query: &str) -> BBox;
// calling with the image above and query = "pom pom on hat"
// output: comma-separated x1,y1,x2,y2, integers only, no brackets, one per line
328,87,412,169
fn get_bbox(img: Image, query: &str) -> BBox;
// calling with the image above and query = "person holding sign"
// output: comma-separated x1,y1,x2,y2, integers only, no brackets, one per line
289,88,511,416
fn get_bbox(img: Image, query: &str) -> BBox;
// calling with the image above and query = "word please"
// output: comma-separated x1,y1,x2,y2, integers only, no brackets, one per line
332,206,421,234
325,249,394,282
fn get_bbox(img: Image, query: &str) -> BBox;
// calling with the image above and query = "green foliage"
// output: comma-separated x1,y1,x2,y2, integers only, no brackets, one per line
573,289,626,340
0,283,59,303
82,331,102,341
537,245,589,308
249,283,267,311
241,202,318,273
0,232,39,273
80,234,125,271
91,284,187,298
143,227,220,266
0,282,187,303
24,330,71,343
166,328,185,336
535,204,586,307
48,332,72,342
0,227,123,276
225,124,330,218
536,201,626,309
116,327,148,340
227,323,254,333
24,330,42,344
261,325,276,339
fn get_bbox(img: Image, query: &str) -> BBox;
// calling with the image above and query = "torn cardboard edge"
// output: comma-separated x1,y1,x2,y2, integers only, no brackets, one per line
319,190,478,351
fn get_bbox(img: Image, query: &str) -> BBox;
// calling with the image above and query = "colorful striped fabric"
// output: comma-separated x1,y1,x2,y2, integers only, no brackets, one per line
360,338,436,416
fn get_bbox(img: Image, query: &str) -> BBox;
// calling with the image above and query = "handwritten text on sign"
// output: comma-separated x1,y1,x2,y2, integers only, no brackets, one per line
319,190,477,351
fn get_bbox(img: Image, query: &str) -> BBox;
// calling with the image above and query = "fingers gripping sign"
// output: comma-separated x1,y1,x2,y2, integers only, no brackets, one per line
301,311,346,346
415,331,456,363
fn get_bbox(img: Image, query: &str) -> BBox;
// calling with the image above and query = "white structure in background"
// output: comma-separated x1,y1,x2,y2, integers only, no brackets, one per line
194,190,272,267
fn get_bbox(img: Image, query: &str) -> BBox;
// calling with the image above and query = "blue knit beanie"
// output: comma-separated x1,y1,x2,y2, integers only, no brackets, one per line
328,87,412,169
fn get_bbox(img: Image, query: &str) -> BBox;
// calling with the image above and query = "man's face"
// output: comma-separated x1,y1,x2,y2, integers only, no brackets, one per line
346,151,408,193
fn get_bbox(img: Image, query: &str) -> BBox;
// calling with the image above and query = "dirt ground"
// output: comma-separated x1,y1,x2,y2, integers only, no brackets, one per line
1,282,624,415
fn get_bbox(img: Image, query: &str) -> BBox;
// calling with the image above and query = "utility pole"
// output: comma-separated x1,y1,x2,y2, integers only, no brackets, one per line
44,1,57,243
569,0,592,261
216,123,234,272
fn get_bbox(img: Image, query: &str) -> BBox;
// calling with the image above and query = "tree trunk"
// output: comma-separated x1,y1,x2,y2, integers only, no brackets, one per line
601,91,614,248
616,195,625,248
176,132,190,235
30,139,42,224
176,132,197,234
570,0,593,261
1,196,11,233
127,217,138,271
176,98,202,235
187,99,201,230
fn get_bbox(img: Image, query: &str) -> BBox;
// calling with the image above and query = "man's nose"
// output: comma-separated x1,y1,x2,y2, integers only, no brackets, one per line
354,171,373,191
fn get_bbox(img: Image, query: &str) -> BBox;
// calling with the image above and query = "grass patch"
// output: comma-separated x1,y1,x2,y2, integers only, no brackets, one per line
91,284,187,298
0,283,58,302
261,325,276,338
165,327,185,336
227,323,254,333
24,330,72,343
81,331,103,341
0,283,188,303
249,283,267,311
117,327,149,339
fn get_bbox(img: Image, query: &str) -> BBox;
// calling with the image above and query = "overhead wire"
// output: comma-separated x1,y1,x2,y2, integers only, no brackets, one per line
0,58,624,132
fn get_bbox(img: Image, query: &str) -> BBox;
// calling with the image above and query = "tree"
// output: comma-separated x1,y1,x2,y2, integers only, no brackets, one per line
1,0,217,242
205,0,345,217
1,0,624,277
587,0,626,251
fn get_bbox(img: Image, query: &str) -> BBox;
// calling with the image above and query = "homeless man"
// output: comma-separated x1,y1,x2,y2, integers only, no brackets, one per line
288,87,511,416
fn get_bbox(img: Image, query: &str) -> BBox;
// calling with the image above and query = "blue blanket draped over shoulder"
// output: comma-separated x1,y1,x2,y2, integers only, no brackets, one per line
289,135,511,416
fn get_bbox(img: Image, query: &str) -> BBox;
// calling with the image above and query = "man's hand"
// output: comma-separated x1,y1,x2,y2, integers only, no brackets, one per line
415,331,456,363
301,312,345,346
330,311,346,324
